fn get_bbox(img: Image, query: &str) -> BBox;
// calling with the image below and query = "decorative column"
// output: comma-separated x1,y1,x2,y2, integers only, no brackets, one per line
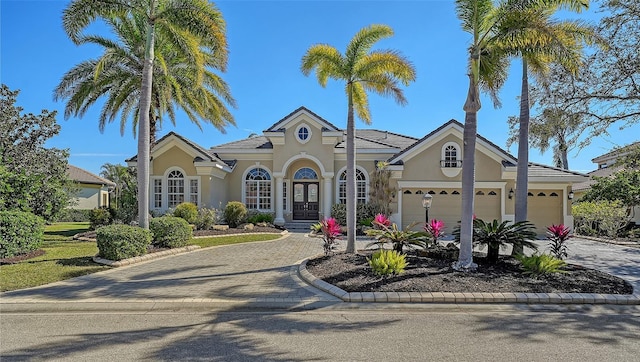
323,175,333,220
274,176,284,225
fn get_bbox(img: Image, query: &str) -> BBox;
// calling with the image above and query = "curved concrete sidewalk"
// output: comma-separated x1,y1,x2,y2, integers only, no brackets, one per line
1,233,639,311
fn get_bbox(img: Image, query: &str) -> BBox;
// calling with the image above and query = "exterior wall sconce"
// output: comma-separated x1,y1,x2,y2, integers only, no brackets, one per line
568,191,574,200
508,188,514,200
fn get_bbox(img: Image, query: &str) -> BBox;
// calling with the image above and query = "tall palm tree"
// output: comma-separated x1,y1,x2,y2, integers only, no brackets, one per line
301,24,416,253
55,13,236,146
100,163,132,209
62,0,230,229
511,1,593,241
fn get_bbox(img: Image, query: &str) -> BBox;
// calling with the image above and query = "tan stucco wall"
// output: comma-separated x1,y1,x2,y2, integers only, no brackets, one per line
152,145,197,177
72,184,104,209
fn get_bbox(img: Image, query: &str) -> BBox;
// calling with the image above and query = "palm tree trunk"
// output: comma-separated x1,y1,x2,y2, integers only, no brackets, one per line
454,74,480,271
346,84,356,253
137,16,156,230
513,60,530,255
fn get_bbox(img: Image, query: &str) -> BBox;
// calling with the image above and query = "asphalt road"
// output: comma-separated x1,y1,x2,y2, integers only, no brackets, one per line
2,304,639,361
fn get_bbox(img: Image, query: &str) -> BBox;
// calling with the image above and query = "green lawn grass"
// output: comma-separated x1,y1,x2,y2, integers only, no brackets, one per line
190,233,282,248
1,223,283,292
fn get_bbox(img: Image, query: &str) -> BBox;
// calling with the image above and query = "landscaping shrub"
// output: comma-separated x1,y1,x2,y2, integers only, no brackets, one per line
573,200,628,237
173,202,198,224
149,217,192,248
246,211,274,224
195,207,219,230
224,201,247,228
96,224,151,261
516,253,567,276
368,249,408,276
89,207,112,230
0,211,44,258
55,208,91,222
331,203,384,228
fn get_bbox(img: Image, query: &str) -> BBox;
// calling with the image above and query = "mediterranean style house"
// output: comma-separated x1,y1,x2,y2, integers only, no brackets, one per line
127,106,587,234
67,165,115,209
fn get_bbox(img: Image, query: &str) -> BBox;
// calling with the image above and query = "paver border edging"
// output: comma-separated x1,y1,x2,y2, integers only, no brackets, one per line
297,256,640,305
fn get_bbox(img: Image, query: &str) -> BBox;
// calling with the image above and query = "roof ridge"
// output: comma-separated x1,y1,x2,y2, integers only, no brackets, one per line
354,135,400,148
357,128,418,141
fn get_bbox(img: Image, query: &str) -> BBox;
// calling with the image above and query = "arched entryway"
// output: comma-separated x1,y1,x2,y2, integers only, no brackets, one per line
292,167,320,220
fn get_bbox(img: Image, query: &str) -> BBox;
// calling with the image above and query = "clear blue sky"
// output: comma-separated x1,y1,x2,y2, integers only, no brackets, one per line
2,0,638,176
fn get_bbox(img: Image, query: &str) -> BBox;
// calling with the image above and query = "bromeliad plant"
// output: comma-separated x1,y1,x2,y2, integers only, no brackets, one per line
373,213,392,229
366,222,429,253
424,219,445,248
368,249,408,277
547,224,571,260
320,218,342,255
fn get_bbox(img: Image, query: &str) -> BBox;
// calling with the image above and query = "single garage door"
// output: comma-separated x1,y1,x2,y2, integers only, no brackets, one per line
401,188,501,236
527,190,563,235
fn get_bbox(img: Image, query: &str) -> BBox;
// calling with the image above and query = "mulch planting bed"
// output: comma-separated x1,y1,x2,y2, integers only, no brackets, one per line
305,250,633,295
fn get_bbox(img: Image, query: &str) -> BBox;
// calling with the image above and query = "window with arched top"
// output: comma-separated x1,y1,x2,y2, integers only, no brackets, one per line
245,167,272,210
440,142,462,177
338,168,368,204
294,167,318,180
168,170,185,208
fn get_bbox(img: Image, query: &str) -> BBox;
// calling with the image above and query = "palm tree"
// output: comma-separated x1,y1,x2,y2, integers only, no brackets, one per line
511,1,594,241
62,0,230,229
100,163,132,209
55,13,236,146
301,24,416,253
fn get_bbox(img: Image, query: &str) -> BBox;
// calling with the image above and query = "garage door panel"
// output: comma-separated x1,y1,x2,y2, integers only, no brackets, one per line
527,190,563,234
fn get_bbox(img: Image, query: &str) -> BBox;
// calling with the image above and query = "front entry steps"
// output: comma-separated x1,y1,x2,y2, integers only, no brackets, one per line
284,221,315,232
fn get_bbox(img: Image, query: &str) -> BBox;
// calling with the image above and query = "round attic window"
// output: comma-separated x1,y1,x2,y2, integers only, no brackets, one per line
295,124,312,144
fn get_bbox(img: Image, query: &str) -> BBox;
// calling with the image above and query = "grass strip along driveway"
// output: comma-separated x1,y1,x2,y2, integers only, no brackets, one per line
0,222,282,292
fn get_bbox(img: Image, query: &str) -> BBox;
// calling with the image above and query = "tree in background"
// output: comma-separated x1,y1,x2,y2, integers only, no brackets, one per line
369,161,396,216
0,85,75,221
507,65,587,170
100,163,136,210
62,0,231,229
301,24,416,253
520,0,640,138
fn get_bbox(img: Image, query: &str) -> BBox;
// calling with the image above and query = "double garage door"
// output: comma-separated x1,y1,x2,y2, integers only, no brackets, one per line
401,188,500,235
402,188,563,235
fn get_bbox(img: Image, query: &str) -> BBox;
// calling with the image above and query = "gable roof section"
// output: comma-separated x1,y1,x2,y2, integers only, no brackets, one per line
527,162,587,182
264,106,341,132
388,119,517,165
592,141,640,163
67,165,115,187
210,135,273,150
126,131,234,170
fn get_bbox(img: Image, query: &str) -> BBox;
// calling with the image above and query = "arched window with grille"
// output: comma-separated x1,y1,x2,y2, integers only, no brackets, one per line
337,167,368,204
167,170,185,208
244,167,272,210
293,167,318,180
442,142,461,168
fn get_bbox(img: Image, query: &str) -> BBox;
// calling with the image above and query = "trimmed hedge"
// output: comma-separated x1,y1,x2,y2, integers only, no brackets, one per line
173,202,198,224
56,208,92,222
96,224,151,261
0,211,45,258
150,216,192,248
90,207,112,230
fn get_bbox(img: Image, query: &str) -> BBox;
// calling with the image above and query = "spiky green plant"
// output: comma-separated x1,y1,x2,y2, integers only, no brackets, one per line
366,222,429,253
516,253,567,276
368,249,408,277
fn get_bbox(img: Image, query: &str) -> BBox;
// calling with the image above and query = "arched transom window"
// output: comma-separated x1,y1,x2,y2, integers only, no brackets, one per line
294,167,318,180
338,168,368,204
245,167,272,210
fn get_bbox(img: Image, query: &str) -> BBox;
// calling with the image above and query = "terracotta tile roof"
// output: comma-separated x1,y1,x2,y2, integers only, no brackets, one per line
67,165,115,186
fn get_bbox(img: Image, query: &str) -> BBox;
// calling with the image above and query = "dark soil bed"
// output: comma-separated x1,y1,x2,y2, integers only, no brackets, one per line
305,250,633,295
0,249,46,264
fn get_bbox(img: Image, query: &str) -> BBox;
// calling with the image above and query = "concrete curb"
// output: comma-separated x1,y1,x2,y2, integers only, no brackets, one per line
298,257,640,305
